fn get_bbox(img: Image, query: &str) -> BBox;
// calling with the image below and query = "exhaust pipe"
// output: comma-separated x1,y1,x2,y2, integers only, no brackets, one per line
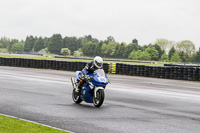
71,77,77,89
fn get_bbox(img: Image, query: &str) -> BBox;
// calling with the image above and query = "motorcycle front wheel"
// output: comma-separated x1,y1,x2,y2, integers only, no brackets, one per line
93,89,105,107
72,89,82,104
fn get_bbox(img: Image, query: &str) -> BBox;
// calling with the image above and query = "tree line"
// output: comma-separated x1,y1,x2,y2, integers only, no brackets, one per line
0,34,200,63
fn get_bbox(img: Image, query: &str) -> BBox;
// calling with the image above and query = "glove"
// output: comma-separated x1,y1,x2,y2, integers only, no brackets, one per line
84,75,90,80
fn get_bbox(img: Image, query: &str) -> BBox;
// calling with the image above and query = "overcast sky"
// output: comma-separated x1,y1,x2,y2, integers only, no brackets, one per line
0,0,200,48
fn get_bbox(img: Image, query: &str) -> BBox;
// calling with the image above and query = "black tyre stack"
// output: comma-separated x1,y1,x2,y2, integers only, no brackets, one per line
173,66,178,80
183,67,188,80
187,67,193,81
193,67,199,81
144,66,149,77
0,57,199,79
177,66,184,80
160,67,165,78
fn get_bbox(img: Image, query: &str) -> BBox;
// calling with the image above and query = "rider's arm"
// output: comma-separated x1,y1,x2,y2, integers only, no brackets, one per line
81,61,93,75
80,61,93,81
81,67,87,75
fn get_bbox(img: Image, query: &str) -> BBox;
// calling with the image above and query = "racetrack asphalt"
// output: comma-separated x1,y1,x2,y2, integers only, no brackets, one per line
0,66,200,133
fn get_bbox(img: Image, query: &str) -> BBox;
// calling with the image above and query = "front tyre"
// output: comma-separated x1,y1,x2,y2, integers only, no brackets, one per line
93,89,105,107
72,89,82,104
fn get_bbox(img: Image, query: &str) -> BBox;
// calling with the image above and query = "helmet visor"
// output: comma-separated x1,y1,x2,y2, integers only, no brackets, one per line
95,60,102,67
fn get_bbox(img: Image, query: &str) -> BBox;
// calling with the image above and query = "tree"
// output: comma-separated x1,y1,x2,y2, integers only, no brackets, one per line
8,39,18,52
48,34,63,54
140,45,148,51
33,37,45,52
105,42,117,57
115,43,126,58
179,51,186,62
146,46,159,60
139,50,151,60
132,39,138,45
128,50,141,60
161,53,169,61
168,47,176,60
176,40,195,56
61,48,71,56
11,42,24,53
153,44,165,60
63,36,82,53
0,37,10,48
124,43,139,58
195,48,200,64
155,39,175,52
171,52,181,62
94,41,103,56
105,36,115,43
24,36,35,52
44,37,49,48
82,41,97,56
0,43,3,48
100,43,108,57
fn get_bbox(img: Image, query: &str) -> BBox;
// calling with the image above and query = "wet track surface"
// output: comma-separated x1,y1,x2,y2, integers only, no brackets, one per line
0,66,200,133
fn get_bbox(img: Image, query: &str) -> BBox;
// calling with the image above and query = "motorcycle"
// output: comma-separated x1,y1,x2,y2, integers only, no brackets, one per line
71,69,109,107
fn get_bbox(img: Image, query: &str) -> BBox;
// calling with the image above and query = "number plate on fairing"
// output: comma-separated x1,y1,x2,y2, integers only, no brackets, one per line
98,77,106,82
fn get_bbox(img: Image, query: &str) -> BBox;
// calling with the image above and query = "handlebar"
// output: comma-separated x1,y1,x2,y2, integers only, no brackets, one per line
84,73,96,81
89,73,96,81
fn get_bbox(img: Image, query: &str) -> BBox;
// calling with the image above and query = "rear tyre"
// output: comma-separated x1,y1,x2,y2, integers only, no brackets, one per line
93,89,105,107
72,89,82,104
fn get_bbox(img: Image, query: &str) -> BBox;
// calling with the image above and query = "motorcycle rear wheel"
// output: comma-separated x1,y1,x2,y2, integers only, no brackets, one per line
93,89,105,107
72,89,82,104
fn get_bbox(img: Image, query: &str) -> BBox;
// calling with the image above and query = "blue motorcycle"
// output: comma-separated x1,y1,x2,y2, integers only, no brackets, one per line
71,69,109,107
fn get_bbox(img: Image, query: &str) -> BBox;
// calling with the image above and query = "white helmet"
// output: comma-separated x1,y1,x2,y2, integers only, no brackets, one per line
93,56,103,69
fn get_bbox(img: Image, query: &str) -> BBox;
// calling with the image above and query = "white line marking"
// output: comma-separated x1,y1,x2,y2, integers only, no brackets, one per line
0,113,74,133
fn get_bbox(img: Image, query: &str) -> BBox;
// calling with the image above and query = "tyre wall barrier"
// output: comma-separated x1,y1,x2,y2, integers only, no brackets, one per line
164,64,200,67
1,57,200,81
116,63,200,81
0,57,109,73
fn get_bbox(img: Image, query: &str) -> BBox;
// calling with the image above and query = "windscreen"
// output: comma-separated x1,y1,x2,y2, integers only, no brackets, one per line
95,69,106,77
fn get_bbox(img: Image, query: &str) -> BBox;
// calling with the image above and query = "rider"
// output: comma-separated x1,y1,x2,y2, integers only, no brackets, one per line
76,56,103,93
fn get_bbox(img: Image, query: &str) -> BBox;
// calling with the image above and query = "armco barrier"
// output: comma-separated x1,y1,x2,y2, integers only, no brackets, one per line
0,57,108,73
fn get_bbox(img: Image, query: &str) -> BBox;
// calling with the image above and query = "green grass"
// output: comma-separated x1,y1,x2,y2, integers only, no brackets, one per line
0,115,68,133
0,53,172,66
0,48,8,53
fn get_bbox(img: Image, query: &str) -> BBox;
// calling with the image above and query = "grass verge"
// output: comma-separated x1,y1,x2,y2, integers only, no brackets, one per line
0,115,68,133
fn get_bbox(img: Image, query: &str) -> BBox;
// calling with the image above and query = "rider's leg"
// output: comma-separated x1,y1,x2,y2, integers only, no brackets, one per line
75,79,83,93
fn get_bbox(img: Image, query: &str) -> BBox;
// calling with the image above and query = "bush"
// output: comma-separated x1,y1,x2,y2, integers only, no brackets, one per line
61,48,71,56
74,50,83,57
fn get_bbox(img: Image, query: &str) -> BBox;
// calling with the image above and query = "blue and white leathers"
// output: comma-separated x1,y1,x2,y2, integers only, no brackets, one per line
76,69,108,103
